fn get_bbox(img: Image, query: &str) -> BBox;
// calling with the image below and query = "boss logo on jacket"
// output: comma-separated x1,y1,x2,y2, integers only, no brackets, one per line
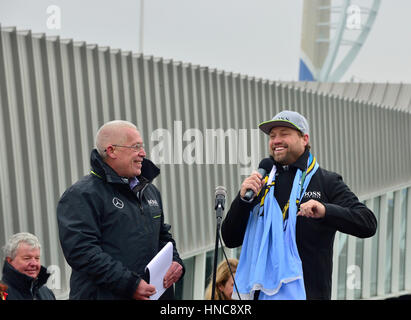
302,191,322,200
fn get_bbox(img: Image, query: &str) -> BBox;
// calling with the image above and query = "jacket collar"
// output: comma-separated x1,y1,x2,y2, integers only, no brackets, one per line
1,261,50,293
90,149,160,184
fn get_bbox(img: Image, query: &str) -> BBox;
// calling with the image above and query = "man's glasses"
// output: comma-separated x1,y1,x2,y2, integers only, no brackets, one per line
105,143,145,153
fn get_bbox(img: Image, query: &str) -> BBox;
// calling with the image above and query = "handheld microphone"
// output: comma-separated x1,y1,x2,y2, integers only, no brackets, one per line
243,158,274,201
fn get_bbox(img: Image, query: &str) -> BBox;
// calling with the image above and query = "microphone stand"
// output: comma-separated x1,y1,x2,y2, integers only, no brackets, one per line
211,198,224,300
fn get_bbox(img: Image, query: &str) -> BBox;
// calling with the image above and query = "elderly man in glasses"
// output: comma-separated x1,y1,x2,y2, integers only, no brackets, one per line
57,120,184,300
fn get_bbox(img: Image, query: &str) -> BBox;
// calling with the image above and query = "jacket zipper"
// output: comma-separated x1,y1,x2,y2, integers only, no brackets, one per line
136,184,149,212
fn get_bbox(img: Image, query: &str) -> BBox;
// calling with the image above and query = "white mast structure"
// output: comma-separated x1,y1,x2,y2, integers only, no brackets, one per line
299,0,381,82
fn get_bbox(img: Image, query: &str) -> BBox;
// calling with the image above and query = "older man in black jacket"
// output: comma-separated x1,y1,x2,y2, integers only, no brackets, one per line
1,232,55,300
221,110,377,300
57,120,184,300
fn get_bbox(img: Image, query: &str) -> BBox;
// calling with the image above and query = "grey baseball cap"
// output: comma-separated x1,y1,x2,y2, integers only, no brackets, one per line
259,110,309,135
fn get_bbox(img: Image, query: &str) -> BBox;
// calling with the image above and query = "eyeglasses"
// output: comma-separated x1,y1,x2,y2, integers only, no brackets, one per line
105,143,145,153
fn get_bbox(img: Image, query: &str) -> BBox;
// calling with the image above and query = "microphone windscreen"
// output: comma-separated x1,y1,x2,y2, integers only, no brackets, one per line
215,186,227,198
258,158,274,172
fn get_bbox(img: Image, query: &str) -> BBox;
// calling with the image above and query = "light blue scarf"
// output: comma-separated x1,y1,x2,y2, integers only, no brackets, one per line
235,153,319,300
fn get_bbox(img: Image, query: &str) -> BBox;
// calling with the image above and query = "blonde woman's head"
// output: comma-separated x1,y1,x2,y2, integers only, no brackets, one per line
205,258,238,300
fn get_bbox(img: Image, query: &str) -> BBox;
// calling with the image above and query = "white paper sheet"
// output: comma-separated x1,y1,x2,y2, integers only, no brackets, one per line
145,242,173,300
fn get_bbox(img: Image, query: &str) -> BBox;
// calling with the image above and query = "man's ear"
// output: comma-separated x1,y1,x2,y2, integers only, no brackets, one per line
303,134,309,146
105,145,117,159
6,257,12,264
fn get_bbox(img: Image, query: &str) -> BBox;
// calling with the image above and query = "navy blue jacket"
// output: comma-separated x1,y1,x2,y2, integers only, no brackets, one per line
57,149,184,299
1,261,55,300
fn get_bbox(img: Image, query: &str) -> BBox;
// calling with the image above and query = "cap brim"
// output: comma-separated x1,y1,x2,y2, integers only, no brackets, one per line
258,120,302,135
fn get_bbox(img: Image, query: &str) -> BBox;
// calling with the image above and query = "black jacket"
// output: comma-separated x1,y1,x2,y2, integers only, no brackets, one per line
57,149,184,300
1,261,55,300
221,150,377,300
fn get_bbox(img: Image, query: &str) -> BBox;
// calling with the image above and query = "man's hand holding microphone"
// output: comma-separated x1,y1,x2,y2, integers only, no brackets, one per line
240,158,274,202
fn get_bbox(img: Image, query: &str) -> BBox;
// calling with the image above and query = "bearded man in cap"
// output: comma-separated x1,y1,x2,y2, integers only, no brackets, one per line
221,110,377,300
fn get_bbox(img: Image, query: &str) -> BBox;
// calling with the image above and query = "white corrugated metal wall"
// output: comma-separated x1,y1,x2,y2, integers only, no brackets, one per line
1,26,411,298
283,81,411,112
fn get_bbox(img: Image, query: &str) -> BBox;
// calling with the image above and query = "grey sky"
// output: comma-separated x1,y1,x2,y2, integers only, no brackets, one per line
0,0,410,83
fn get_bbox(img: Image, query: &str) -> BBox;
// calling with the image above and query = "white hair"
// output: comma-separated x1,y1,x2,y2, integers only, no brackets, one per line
95,120,138,158
2,232,41,260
